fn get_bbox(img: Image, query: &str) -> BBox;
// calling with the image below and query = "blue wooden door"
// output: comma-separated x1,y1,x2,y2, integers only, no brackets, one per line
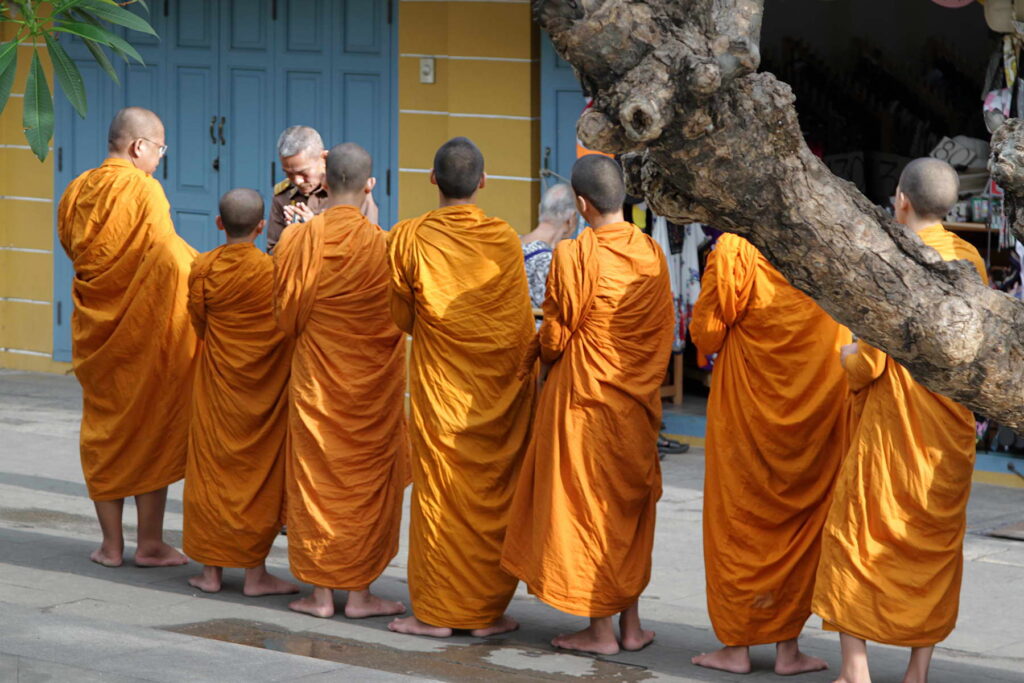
540,35,585,189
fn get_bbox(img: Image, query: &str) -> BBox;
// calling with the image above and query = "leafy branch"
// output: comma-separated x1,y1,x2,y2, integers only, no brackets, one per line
0,0,156,160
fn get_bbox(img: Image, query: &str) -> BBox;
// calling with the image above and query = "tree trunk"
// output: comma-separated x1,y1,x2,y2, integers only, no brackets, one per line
536,0,1024,431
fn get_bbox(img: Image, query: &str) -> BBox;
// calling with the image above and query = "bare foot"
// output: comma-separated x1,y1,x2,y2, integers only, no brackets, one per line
289,586,335,618
90,545,123,568
621,628,655,651
134,543,188,568
344,590,406,619
188,565,223,593
470,614,519,637
691,646,752,674
242,567,299,597
552,627,620,656
775,650,828,676
388,616,453,638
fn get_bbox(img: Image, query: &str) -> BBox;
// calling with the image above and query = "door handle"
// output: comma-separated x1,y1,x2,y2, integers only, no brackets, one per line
218,116,226,145
209,116,217,144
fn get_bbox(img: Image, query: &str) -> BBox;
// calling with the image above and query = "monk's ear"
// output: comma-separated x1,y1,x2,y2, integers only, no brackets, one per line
254,219,266,236
429,169,438,187
365,176,377,194
215,216,226,232
478,172,487,190
574,194,588,216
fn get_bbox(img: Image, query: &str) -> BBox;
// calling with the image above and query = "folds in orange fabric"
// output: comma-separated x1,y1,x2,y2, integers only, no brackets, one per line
57,158,198,501
276,205,409,590
690,234,851,646
182,243,292,568
389,205,536,629
501,222,675,618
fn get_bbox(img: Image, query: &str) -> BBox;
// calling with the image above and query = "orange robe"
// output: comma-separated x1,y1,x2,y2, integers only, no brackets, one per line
275,205,409,590
182,243,292,568
690,234,851,646
501,223,675,617
57,158,198,501
813,224,986,647
389,204,536,629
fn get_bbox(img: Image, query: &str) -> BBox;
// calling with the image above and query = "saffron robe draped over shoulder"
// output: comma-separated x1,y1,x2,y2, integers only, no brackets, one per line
182,243,292,568
57,158,198,501
690,233,851,646
813,224,987,647
501,223,675,618
275,205,409,590
389,204,536,629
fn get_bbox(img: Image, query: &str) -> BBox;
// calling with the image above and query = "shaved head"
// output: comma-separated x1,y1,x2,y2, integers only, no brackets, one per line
218,188,265,238
108,107,163,152
326,143,372,194
433,137,484,199
898,158,959,221
571,155,625,214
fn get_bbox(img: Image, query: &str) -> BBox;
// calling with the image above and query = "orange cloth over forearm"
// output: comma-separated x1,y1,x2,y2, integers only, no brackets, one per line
813,224,987,647
57,158,198,501
275,205,409,590
182,244,292,567
388,205,536,629
501,223,675,618
690,234,851,646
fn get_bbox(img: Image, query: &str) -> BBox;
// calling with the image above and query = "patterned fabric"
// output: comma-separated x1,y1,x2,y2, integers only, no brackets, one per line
522,240,553,308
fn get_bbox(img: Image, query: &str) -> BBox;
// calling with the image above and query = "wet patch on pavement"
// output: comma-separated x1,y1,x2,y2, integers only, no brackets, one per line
163,618,657,681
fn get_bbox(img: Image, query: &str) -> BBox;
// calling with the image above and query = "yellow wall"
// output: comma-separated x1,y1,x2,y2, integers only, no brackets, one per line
396,0,540,232
0,22,69,373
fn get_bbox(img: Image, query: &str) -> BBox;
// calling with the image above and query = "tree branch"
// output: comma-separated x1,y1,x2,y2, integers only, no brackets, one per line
537,0,1024,429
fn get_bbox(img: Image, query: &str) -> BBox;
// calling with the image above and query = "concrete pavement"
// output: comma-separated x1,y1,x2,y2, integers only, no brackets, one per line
2,368,1024,682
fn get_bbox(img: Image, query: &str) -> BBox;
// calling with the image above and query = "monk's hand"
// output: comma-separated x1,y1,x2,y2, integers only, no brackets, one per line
840,342,859,365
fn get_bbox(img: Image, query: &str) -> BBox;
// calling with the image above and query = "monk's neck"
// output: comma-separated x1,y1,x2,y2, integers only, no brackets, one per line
438,195,476,208
904,216,943,234
322,194,362,211
587,212,626,230
225,235,257,246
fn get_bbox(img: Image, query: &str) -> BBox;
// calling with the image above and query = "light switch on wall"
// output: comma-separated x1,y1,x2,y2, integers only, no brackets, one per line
419,57,436,84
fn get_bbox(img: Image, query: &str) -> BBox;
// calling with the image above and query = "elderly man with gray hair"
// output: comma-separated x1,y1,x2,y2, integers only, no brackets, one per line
520,183,577,307
268,126,329,252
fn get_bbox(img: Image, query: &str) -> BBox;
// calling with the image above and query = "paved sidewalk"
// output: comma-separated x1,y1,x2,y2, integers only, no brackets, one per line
2,369,1024,682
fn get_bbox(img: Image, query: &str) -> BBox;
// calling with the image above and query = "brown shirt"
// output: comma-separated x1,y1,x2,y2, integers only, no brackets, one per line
267,181,329,252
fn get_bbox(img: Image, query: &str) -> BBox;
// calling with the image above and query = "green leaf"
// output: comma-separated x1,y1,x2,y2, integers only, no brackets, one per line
53,20,145,64
74,0,157,36
23,51,54,161
44,33,87,117
83,38,118,85
0,41,18,116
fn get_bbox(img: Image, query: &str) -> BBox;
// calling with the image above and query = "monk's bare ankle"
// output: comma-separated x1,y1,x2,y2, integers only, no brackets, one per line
691,645,751,674
552,618,619,655
774,638,828,675
189,565,223,593
242,565,299,597
470,614,519,637
134,541,188,567
343,589,406,618
618,604,655,651
90,542,124,568
387,616,453,638
289,586,335,618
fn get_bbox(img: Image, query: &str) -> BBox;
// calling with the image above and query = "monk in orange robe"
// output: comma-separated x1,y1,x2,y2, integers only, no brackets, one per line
57,107,197,568
387,137,536,637
275,143,409,619
689,229,851,675
501,155,675,655
183,189,297,596
813,158,987,683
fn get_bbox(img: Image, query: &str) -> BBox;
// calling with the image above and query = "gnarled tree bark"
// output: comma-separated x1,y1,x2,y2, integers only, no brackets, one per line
537,0,1024,430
